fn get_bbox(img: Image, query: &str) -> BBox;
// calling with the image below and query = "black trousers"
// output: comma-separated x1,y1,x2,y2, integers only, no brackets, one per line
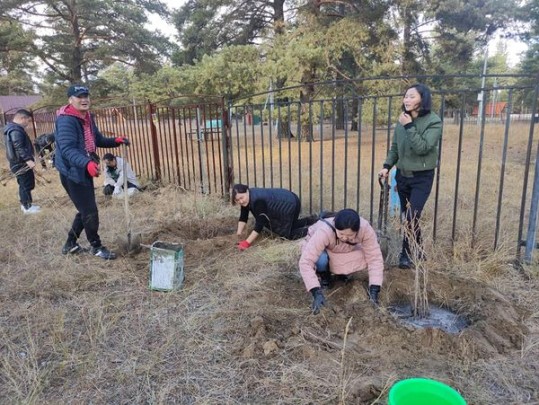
11,164,35,208
60,173,102,248
395,169,435,256
289,214,319,240
287,200,319,240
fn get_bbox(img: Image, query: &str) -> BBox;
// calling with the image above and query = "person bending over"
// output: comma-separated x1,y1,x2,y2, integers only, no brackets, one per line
232,183,318,250
299,209,384,314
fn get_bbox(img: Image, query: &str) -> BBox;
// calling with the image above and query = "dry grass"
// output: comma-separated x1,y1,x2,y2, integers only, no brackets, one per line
1,122,539,404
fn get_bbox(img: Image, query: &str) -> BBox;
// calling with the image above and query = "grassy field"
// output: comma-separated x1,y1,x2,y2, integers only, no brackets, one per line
1,120,539,403
0,182,538,404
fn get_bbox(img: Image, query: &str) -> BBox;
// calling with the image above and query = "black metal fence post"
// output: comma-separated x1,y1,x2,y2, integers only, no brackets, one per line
523,84,539,263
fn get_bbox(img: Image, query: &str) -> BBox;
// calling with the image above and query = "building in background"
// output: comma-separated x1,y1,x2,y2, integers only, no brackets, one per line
472,101,507,120
0,95,42,126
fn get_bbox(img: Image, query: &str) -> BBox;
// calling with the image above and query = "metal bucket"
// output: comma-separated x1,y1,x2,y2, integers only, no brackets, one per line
149,241,184,291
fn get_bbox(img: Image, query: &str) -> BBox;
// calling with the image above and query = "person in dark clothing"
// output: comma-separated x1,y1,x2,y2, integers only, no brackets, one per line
232,184,318,250
34,133,55,169
378,83,442,269
54,84,130,260
3,109,41,214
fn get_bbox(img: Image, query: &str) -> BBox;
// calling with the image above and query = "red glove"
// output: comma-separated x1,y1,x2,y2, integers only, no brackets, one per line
238,240,251,251
86,161,100,177
115,137,130,146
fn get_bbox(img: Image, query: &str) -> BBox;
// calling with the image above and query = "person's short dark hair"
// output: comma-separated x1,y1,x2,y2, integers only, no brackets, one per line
102,153,115,161
404,83,432,117
14,109,32,118
67,84,90,98
334,208,360,232
232,183,249,204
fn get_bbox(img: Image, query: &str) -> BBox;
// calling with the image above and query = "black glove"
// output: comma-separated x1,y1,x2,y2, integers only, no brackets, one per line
310,287,326,314
369,285,381,305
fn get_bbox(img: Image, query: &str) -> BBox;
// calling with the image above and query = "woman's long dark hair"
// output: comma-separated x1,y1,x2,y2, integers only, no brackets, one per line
403,83,432,117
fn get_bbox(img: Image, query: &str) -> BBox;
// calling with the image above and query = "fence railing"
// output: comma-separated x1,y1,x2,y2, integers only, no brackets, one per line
228,79,539,261
6,75,539,261
24,97,228,195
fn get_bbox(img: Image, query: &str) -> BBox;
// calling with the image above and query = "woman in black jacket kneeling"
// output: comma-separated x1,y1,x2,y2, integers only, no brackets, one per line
232,184,318,250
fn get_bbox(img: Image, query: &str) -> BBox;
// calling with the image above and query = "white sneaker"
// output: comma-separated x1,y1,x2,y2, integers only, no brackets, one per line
21,205,41,214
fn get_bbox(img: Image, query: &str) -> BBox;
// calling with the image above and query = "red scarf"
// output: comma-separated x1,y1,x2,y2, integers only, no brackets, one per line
57,105,96,153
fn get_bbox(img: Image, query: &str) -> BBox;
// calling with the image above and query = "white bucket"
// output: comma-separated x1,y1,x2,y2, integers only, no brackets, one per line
149,241,184,291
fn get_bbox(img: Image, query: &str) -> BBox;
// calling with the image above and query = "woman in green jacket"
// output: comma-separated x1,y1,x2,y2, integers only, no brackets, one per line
378,83,442,269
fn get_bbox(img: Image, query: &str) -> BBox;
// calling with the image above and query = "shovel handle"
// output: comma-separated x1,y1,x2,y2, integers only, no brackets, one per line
378,175,388,189
377,175,390,232
122,144,131,239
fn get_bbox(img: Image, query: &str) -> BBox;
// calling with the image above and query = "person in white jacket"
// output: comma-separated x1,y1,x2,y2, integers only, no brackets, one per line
102,153,140,198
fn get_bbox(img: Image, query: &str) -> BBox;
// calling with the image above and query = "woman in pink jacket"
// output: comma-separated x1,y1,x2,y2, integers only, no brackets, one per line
299,209,384,314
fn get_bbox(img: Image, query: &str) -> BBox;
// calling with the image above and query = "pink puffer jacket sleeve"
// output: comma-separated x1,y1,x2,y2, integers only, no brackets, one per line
360,221,384,286
299,223,334,292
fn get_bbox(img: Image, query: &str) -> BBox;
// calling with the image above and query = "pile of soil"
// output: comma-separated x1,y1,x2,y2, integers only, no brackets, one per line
132,216,532,403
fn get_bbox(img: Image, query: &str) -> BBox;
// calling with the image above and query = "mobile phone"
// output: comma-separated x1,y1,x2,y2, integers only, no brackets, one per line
401,105,411,115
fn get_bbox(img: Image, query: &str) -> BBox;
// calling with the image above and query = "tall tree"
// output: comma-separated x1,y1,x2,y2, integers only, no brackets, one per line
0,20,36,94
428,0,520,71
516,0,539,108
172,0,291,66
312,0,397,129
1,0,173,84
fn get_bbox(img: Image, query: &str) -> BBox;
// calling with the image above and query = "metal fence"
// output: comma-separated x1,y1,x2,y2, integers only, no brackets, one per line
4,74,539,261
227,75,539,261
21,97,229,195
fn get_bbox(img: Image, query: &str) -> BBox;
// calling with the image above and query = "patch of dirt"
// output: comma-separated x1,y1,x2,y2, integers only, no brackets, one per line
147,216,529,358
146,216,237,243
120,216,533,403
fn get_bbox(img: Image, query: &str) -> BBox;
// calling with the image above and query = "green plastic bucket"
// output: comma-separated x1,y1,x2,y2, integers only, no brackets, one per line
389,378,466,405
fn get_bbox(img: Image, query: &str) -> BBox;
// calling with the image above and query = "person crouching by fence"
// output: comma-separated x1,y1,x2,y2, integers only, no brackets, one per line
232,184,318,251
102,153,140,198
298,209,384,314
3,109,41,214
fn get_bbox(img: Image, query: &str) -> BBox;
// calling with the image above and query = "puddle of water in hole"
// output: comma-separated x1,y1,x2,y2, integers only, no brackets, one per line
389,304,469,334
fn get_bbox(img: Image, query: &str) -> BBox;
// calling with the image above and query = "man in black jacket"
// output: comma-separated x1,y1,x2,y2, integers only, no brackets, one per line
3,109,41,214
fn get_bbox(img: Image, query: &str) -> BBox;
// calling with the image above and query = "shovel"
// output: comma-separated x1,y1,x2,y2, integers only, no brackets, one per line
120,143,140,253
377,176,390,260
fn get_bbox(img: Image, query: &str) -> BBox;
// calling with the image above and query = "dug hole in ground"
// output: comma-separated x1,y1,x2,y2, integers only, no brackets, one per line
0,168,538,404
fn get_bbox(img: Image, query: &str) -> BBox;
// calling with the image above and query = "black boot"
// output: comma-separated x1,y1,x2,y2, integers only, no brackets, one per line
62,240,83,255
398,252,412,269
319,271,333,289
